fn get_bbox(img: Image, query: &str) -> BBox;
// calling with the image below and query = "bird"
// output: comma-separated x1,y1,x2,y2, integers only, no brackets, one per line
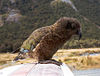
14,17,82,62
29,17,82,62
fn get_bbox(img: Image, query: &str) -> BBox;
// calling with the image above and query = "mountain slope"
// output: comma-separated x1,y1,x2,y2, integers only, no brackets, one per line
0,0,100,52
72,0,100,26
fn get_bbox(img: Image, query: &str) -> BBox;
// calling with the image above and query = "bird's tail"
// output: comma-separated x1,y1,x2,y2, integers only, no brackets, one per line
13,48,29,61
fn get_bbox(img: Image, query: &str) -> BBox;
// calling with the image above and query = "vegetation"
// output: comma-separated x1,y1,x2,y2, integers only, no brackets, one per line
0,0,100,52
54,48,100,70
1,48,100,69
73,0,100,26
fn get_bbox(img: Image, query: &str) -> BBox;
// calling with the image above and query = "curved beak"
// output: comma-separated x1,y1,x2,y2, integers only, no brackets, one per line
76,29,82,40
78,31,82,40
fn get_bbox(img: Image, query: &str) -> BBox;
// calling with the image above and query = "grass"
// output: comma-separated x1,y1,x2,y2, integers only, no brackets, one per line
53,48,100,70
0,48,100,70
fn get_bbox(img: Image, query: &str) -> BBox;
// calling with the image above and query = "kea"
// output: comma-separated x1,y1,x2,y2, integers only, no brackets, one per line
14,17,82,61
29,17,82,62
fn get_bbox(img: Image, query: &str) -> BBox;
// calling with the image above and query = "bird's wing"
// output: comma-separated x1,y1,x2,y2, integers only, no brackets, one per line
31,32,62,60
21,26,50,51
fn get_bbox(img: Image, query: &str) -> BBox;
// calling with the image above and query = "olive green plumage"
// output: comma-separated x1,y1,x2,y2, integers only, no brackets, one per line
14,17,81,61
21,26,52,51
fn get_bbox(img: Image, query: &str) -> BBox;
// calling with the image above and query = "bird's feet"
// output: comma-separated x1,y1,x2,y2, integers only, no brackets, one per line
38,59,62,66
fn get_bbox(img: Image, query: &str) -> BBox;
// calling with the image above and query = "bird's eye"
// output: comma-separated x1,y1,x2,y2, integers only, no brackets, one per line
66,22,72,29
66,22,76,30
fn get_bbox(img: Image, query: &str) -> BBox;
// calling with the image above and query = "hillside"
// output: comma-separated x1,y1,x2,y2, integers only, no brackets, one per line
73,0,100,26
0,0,100,52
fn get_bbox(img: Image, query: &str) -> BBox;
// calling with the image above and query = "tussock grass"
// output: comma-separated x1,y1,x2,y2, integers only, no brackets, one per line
0,53,34,69
53,48,100,69
0,48,100,70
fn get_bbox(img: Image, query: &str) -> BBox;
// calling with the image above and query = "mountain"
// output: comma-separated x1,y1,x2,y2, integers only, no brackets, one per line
73,0,100,26
0,0,100,52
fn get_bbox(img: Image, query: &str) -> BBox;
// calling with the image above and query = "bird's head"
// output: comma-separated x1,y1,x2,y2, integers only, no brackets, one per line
66,18,82,40
56,17,82,40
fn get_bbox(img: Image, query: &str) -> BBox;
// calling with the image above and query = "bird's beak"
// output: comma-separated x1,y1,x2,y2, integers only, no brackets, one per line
78,31,82,40
76,29,82,40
